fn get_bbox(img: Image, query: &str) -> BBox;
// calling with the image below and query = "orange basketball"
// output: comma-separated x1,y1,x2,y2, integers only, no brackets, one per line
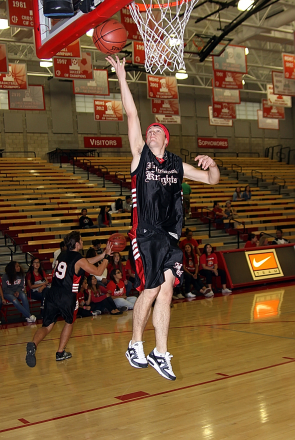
108,233,127,253
92,19,127,55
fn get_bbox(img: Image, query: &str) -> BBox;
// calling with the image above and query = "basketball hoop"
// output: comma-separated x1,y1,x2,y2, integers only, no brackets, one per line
128,0,198,75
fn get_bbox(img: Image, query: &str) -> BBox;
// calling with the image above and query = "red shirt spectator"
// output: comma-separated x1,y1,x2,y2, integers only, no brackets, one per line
107,279,126,297
244,241,257,248
180,237,199,252
199,253,217,269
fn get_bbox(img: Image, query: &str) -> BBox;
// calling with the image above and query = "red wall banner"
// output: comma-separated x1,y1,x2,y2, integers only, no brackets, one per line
120,7,142,41
151,99,179,115
53,52,93,80
0,44,8,74
283,53,295,80
55,40,81,58
8,0,34,28
147,75,178,99
94,99,123,121
262,99,285,119
84,137,122,148
197,137,228,149
212,102,236,119
132,41,145,65
213,70,243,89
0,63,27,89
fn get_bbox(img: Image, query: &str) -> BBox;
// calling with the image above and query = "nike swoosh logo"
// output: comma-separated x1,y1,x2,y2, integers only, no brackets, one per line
253,256,271,268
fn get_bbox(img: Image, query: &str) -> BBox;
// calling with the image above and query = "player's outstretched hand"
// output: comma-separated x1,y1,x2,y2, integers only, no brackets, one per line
105,55,126,81
194,155,217,170
105,241,113,256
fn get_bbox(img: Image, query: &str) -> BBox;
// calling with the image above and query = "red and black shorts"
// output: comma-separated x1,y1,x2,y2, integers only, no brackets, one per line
42,287,76,327
129,226,184,291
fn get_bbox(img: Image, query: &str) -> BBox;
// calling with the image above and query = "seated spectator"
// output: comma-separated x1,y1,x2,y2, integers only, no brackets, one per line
183,244,213,298
98,206,112,228
107,252,133,295
107,269,137,310
272,228,289,245
242,185,252,201
90,239,103,256
244,233,258,248
79,208,95,229
213,201,228,224
224,200,236,228
233,187,246,202
179,228,201,256
26,258,50,303
199,244,232,295
182,179,192,217
0,277,7,324
111,198,124,213
2,261,36,322
86,275,123,314
259,235,269,247
74,277,98,319
52,241,67,269
123,195,132,212
85,248,107,287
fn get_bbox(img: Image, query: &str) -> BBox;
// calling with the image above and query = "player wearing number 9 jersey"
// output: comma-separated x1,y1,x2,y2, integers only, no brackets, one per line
26,231,113,368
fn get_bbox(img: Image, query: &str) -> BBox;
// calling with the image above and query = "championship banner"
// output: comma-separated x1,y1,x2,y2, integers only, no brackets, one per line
272,71,295,96
213,70,243,89
0,44,8,74
245,249,284,281
212,45,247,74
8,85,45,110
8,0,34,28
262,99,285,120
120,7,142,40
53,52,93,80
257,110,279,130
147,75,178,99
132,41,145,64
155,114,181,124
151,99,180,115
55,39,81,58
73,70,109,95
197,137,228,149
212,102,236,119
282,53,295,80
213,88,240,104
0,63,27,89
84,136,122,148
94,99,123,121
267,84,291,107
208,106,233,127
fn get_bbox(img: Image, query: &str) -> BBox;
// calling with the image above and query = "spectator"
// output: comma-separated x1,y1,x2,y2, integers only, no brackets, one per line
74,277,98,319
107,269,137,310
259,235,269,247
242,185,252,201
213,201,228,224
111,198,124,213
272,228,289,245
90,239,103,255
179,228,201,256
123,195,132,212
183,244,213,298
224,200,236,229
182,179,192,217
85,248,107,287
125,258,135,284
98,206,112,228
0,276,7,324
233,187,246,202
86,275,123,314
79,208,94,229
52,241,67,269
244,233,258,248
107,252,133,295
2,261,36,322
199,244,232,295
26,258,50,303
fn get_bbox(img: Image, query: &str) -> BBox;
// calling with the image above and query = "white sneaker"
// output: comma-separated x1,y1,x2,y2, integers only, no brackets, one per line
172,295,179,300
222,288,232,295
204,289,214,298
177,293,185,299
125,341,148,369
185,292,196,298
26,315,36,323
147,349,176,381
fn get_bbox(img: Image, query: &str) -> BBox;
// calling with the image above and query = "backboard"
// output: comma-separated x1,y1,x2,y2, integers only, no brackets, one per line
33,0,130,59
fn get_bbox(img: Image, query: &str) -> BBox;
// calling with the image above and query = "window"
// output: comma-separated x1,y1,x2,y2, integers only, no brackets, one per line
236,101,260,120
75,93,122,113
0,90,8,109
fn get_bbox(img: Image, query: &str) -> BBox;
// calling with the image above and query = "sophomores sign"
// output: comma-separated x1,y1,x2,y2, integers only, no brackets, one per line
197,137,228,149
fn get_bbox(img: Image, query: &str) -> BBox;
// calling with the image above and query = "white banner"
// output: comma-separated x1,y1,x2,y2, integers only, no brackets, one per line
257,110,279,130
208,106,233,126
213,88,240,104
272,71,295,96
267,84,291,107
212,45,247,74
155,114,181,124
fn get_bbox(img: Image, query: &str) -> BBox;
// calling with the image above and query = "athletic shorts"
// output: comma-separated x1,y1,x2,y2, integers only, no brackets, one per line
130,226,184,291
42,287,76,327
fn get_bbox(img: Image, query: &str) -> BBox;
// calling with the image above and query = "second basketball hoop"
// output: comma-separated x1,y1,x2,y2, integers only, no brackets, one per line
128,0,198,75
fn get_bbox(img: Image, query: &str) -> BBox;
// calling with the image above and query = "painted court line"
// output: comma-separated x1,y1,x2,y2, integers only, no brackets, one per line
214,325,295,340
1,357,294,434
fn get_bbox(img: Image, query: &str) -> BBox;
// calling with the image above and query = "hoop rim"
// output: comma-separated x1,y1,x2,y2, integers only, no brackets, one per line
130,0,192,12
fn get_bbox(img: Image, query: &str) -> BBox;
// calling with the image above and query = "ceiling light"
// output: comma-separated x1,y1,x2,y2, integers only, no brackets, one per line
169,34,181,47
245,47,249,55
111,66,116,72
86,29,94,37
175,69,188,80
237,0,254,11
0,19,9,30
242,79,245,85
40,59,53,68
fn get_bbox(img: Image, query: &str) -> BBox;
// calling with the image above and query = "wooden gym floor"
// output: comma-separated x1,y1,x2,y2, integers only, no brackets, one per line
1,284,295,439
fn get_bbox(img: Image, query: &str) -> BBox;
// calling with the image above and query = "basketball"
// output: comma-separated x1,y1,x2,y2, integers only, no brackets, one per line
108,233,127,252
92,19,127,55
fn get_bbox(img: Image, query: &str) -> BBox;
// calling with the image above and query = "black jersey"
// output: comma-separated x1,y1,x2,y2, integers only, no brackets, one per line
131,143,183,238
52,251,84,294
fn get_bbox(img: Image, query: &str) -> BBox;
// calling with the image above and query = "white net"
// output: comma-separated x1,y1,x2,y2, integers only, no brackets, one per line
128,0,198,75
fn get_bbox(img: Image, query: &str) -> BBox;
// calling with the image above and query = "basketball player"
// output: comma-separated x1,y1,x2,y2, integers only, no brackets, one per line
25,231,112,368
107,56,220,381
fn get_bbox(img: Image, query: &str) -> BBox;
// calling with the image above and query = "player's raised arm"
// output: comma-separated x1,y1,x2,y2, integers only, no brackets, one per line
106,56,144,169
183,155,220,185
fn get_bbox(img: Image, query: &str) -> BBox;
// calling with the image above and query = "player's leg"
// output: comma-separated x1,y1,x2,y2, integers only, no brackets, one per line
56,322,74,361
26,322,55,368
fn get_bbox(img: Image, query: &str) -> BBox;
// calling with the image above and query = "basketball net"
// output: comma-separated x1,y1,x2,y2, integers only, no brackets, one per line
129,0,198,75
